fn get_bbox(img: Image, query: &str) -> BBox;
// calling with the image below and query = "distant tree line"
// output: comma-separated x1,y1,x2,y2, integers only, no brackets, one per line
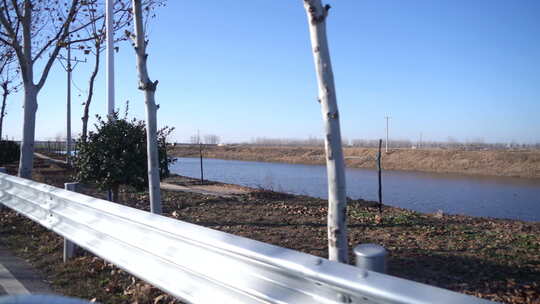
189,133,221,145
251,137,326,146
243,137,540,151
22,135,540,152
351,139,540,150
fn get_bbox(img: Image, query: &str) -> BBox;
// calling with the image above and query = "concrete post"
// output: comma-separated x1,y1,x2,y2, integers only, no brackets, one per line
353,243,388,273
63,182,79,262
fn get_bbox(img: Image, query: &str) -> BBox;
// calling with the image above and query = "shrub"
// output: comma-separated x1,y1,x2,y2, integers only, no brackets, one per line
73,112,175,201
0,140,20,165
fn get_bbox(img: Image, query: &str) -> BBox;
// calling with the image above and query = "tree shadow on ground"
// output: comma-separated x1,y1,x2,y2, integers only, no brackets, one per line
386,248,539,303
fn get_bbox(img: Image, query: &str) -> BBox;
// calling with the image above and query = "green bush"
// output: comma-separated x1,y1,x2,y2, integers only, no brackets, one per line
73,112,175,201
0,140,20,165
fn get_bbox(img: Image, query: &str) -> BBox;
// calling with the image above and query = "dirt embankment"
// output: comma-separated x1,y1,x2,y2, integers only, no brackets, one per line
170,145,540,179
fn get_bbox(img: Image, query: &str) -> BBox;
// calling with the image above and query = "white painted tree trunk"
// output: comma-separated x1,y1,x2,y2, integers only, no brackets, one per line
18,83,38,178
132,0,162,214
17,1,38,179
303,0,348,263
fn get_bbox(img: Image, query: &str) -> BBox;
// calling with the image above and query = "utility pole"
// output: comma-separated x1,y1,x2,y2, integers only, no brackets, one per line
57,39,85,164
106,0,115,117
105,0,115,202
67,44,71,162
385,116,390,153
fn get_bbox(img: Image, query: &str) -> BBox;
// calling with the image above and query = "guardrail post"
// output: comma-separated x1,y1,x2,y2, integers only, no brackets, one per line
353,243,388,273
63,182,80,262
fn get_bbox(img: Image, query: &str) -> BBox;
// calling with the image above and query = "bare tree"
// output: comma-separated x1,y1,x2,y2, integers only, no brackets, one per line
129,0,165,214
80,2,106,143
251,137,324,146
303,0,348,263
204,134,220,145
0,46,21,140
190,134,200,144
0,1,89,178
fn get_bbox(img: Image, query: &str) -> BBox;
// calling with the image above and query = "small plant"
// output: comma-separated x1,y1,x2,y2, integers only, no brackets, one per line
386,211,423,226
73,112,175,202
0,140,19,165
349,208,373,220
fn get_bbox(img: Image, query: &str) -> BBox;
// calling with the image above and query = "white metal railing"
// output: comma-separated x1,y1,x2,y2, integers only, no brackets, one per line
0,172,496,304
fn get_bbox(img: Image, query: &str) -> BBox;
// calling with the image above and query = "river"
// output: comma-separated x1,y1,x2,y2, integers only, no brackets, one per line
170,157,540,222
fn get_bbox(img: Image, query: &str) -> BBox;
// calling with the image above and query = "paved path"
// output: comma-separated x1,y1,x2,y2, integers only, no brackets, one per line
33,152,250,198
0,246,51,296
160,182,249,198
33,152,68,166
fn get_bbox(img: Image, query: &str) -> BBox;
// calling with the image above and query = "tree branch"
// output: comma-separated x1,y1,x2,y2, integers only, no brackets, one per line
0,4,26,81
36,0,80,90
0,35,13,47
9,0,23,23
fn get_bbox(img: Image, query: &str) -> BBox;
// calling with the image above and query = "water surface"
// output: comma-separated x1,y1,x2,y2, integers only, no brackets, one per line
170,157,540,222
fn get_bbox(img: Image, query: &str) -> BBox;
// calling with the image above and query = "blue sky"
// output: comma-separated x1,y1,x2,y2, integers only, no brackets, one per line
3,0,540,143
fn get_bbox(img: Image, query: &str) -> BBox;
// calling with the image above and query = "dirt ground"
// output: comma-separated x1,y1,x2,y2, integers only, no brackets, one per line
161,175,250,197
0,158,539,303
170,145,540,179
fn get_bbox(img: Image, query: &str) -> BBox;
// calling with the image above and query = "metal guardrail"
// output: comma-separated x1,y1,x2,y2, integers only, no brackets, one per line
0,172,496,304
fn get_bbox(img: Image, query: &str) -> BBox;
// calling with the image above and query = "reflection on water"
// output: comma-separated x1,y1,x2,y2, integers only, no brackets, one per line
170,157,540,222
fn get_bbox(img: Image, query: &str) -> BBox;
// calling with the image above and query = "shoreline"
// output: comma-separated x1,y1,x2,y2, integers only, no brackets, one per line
174,155,540,182
170,145,540,179
167,172,539,223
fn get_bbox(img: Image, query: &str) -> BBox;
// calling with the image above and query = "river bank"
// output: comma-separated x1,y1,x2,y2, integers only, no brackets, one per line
170,157,540,222
170,145,540,179
0,158,539,303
